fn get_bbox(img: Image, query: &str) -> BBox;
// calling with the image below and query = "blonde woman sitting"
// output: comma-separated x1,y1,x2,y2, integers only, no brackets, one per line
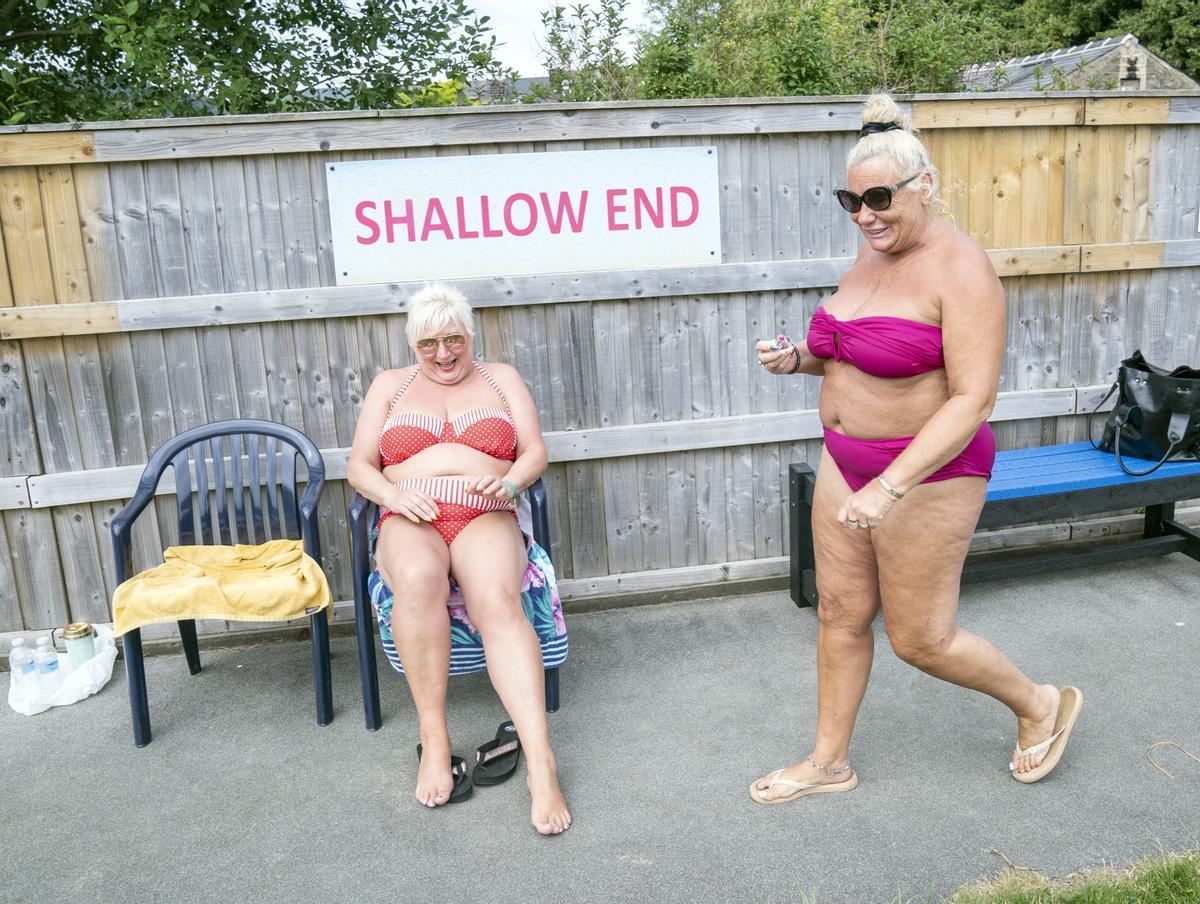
348,285,571,835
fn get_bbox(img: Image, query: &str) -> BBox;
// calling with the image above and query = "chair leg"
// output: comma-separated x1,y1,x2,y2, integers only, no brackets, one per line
544,667,560,714
354,591,382,731
311,610,333,726
178,619,201,675
123,629,152,748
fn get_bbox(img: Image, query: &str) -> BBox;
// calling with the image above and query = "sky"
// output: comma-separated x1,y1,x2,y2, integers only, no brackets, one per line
470,0,650,77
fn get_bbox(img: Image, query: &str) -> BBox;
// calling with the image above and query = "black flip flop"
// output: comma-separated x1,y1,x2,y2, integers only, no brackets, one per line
415,743,474,804
473,720,521,786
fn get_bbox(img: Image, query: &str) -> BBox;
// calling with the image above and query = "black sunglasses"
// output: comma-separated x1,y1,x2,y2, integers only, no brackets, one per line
835,172,921,213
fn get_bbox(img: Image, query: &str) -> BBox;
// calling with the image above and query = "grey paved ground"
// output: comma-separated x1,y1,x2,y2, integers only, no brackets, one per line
3,554,1199,904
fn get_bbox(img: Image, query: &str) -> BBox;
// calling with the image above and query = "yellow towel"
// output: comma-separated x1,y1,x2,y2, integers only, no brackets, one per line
112,539,331,636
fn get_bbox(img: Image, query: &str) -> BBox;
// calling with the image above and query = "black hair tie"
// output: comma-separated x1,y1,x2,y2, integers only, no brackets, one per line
858,121,902,139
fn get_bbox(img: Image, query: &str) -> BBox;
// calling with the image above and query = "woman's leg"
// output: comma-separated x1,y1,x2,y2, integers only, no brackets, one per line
375,517,455,807
753,447,882,799
450,512,571,835
871,476,1060,775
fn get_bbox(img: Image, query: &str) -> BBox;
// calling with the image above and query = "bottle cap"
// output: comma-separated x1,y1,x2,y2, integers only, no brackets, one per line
63,622,94,640
11,637,25,648
36,636,50,646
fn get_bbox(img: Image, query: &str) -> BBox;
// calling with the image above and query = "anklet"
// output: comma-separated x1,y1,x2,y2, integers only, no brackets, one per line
809,757,851,776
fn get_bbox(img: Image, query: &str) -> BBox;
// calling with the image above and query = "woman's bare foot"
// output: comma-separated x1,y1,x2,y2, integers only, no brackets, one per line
415,734,455,808
1011,683,1060,776
527,760,571,835
750,757,853,802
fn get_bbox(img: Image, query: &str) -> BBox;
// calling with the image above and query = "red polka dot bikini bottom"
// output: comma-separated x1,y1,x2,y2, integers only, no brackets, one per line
377,477,517,546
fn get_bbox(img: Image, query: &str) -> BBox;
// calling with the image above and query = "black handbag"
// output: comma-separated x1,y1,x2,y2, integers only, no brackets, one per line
1089,350,1200,476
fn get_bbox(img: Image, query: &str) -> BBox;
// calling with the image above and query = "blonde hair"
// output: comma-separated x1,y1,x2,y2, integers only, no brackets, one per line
847,93,948,215
404,284,475,348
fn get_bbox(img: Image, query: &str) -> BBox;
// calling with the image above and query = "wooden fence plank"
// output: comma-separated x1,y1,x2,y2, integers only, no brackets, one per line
1085,97,1170,126
912,98,1084,129
13,385,1090,510
1082,241,1165,271
179,159,241,424
73,163,163,586
0,515,22,631
4,509,69,628
0,477,27,509
8,240,1191,339
0,132,95,167
74,101,869,163
41,163,120,622
0,340,40,477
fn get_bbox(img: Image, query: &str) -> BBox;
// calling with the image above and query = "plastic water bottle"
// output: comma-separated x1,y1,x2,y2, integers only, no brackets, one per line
8,637,37,690
34,636,61,693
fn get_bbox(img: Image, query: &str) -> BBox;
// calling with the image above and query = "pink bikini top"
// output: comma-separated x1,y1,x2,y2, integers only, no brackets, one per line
379,362,517,466
806,306,944,378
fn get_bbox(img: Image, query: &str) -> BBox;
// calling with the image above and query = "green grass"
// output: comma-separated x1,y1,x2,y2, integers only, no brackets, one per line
941,851,1200,904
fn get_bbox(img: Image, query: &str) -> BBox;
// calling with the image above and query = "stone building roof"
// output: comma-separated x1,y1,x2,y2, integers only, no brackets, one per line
962,33,1198,91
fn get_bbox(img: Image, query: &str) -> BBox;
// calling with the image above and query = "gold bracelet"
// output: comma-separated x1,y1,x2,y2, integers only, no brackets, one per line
877,474,904,500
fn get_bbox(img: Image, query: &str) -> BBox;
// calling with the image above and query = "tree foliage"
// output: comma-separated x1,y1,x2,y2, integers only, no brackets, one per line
533,1,636,102
533,0,1198,102
0,0,506,124
634,0,1011,98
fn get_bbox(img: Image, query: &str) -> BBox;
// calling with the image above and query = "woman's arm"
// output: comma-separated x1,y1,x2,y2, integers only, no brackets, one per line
346,367,439,522
470,362,548,499
880,242,1005,494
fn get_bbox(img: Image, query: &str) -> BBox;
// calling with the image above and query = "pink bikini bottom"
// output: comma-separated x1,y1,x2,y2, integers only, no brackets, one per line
823,423,995,492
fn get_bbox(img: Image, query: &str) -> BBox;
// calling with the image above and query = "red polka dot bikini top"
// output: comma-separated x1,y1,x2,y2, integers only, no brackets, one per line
379,362,517,466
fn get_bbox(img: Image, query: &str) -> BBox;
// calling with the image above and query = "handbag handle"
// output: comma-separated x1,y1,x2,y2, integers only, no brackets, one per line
1087,382,1119,451
1112,407,1187,477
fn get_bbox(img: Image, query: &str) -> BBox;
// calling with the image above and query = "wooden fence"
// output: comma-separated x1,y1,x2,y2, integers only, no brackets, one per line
1,92,1199,635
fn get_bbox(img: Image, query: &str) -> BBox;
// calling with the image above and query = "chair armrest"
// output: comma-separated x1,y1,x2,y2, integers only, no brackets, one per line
526,478,552,560
348,492,374,581
110,478,165,585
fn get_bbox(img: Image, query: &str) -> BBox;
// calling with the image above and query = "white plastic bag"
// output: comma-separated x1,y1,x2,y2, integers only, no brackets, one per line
7,625,119,716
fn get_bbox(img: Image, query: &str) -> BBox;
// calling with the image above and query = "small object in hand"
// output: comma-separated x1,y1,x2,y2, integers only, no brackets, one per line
769,333,791,351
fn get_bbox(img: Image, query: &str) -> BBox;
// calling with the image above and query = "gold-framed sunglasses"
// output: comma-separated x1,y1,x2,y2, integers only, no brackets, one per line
415,333,467,352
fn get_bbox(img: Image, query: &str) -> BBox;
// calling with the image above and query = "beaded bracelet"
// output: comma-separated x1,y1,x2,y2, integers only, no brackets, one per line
787,346,803,374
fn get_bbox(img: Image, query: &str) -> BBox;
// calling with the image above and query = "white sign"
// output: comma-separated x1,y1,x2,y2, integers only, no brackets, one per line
326,147,721,285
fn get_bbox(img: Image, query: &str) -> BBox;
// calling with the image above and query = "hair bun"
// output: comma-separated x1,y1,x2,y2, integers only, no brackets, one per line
860,93,913,133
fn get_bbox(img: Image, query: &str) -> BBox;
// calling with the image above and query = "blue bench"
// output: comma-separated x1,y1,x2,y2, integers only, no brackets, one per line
789,442,1200,607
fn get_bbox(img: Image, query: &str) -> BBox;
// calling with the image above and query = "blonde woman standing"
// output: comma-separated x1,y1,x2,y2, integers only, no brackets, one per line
751,95,1082,803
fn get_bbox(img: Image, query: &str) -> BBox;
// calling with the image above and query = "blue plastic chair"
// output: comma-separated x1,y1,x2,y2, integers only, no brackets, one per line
111,419,333,748
348,478,562,731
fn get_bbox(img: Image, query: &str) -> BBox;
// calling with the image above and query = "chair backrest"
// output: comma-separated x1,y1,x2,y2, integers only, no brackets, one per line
136,420,326,547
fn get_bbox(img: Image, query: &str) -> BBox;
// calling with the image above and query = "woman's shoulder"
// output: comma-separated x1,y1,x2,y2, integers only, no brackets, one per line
476,360,521,383
365,365,417,397
940,224,990,266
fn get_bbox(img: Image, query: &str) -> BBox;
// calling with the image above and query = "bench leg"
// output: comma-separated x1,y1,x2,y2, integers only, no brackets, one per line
789,464,819,609
1162,517,1200,563
1144,502,1175,539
